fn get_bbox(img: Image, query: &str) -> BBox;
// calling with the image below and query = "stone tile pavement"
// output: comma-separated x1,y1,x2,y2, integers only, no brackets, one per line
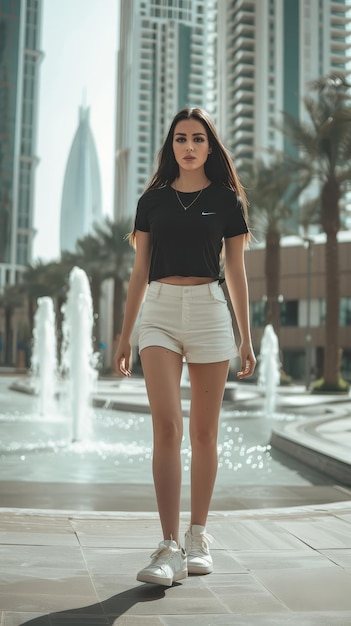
1,503,351,625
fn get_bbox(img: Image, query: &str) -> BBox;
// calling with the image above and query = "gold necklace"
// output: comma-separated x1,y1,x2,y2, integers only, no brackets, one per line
174,183,206,211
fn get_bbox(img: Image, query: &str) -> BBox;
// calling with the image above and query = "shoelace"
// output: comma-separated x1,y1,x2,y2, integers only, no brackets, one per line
150,544,175,563
187,531,214,552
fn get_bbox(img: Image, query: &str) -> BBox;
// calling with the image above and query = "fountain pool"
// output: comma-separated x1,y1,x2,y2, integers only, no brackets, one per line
0,376,332,489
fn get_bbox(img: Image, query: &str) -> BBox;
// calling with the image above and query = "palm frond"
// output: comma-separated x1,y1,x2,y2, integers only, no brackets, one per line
298,196,321,229
280,111,319,158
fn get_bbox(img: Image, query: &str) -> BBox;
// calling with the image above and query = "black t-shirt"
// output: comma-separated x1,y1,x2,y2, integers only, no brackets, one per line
134,183,248,283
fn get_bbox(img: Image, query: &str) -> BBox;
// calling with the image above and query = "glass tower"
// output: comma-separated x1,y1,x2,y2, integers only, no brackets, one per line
114,0,216,221
0,0,43,291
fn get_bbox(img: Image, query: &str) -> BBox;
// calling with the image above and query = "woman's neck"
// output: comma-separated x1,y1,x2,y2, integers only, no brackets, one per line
173,171,210,192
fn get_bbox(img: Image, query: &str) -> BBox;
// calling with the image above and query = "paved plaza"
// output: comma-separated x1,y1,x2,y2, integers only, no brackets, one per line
0,376,350,625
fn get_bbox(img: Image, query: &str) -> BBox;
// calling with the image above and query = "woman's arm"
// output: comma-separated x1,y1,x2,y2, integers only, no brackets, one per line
114,230,151,376
224,235,256,379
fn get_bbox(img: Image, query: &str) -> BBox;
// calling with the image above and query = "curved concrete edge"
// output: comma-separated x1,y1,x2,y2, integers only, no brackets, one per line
1,499,351,519
92,391,236,416
93,396,191,417
271,414,351,486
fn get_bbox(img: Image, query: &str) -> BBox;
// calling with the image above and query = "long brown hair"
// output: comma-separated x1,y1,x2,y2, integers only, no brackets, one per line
129,107,249,245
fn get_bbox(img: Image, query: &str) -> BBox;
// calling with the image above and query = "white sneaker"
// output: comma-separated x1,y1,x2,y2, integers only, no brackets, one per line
136,539,188,586
185,524,213,574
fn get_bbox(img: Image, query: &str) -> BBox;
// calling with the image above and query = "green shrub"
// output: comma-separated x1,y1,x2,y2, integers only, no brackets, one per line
280,370,292,386
310,376,350,393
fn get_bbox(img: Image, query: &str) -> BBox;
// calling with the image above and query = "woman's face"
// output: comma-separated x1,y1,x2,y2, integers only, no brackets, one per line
172,118,211,174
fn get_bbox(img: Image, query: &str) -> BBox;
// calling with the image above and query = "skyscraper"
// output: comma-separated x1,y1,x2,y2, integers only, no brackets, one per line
0,0,43,292
114,0,216,221
60,105,102,254
217,0,351,168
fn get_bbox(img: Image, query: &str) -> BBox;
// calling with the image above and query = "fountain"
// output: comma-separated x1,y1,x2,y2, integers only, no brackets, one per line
2,284,316,495
30,296,58,415
257,324,281,414
60,266,98,442
8,267,98,444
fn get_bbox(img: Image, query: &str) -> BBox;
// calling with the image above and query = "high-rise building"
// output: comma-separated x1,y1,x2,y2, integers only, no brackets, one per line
217,0,351,169
114,0,216,221
60,105,102,253
0,0,43,292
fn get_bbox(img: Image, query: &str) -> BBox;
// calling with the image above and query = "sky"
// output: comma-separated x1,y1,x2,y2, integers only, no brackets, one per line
33,0,119,261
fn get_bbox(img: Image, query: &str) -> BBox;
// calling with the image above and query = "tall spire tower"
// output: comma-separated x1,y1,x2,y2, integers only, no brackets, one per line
60,105,102,253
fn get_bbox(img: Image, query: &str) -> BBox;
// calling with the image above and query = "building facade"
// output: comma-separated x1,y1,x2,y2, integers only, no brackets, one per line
60,105,102,253
245,234,351,384
114,0,216,221
0,0,43,292
217,0,351,168
215,0,351,384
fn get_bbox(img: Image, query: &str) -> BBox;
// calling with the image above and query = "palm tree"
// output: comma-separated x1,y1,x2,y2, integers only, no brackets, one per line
0,284,24,365
242,157,293,334
93,217,134,338
21,260,68,331
20,260,70,364
62,234,107,351
282,73,351,389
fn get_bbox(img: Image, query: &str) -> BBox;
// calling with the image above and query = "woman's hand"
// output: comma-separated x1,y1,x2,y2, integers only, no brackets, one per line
113,339,132,377
237,342,256,379
112,231,151,378
224,236,256,380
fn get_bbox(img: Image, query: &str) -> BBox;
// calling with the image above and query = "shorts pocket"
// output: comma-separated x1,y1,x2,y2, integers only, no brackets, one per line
211,286,227,303
144,283,160,303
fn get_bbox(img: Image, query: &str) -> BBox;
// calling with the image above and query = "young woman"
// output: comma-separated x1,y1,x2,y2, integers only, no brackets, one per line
114,107,256,586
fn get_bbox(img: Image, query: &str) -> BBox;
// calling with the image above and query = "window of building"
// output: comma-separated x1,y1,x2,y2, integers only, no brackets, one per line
16,234,29,266
251,301,266,328
340,298,351,326
280,300,298,326
341,349,351,384
319,299,326,325
282,350,305,382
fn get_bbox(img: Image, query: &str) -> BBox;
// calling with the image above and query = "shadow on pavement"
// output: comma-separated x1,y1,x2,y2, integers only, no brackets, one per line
20,583,168,625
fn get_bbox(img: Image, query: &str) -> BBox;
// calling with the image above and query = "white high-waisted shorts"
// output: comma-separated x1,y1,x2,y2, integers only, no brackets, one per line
138,281,237,363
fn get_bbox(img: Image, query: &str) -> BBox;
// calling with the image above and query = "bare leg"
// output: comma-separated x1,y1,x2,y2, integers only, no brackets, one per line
140,347,183,543
187,360,230,526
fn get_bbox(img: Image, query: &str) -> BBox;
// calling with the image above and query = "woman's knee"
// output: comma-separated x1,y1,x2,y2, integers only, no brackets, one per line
153,415,183,446
190,426,217,449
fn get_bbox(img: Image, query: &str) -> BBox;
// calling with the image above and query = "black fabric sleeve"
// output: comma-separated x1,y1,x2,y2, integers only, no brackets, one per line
134,193,151,232
223,194,249,238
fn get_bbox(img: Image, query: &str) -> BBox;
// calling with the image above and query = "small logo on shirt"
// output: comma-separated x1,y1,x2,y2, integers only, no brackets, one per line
202,211,216,216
